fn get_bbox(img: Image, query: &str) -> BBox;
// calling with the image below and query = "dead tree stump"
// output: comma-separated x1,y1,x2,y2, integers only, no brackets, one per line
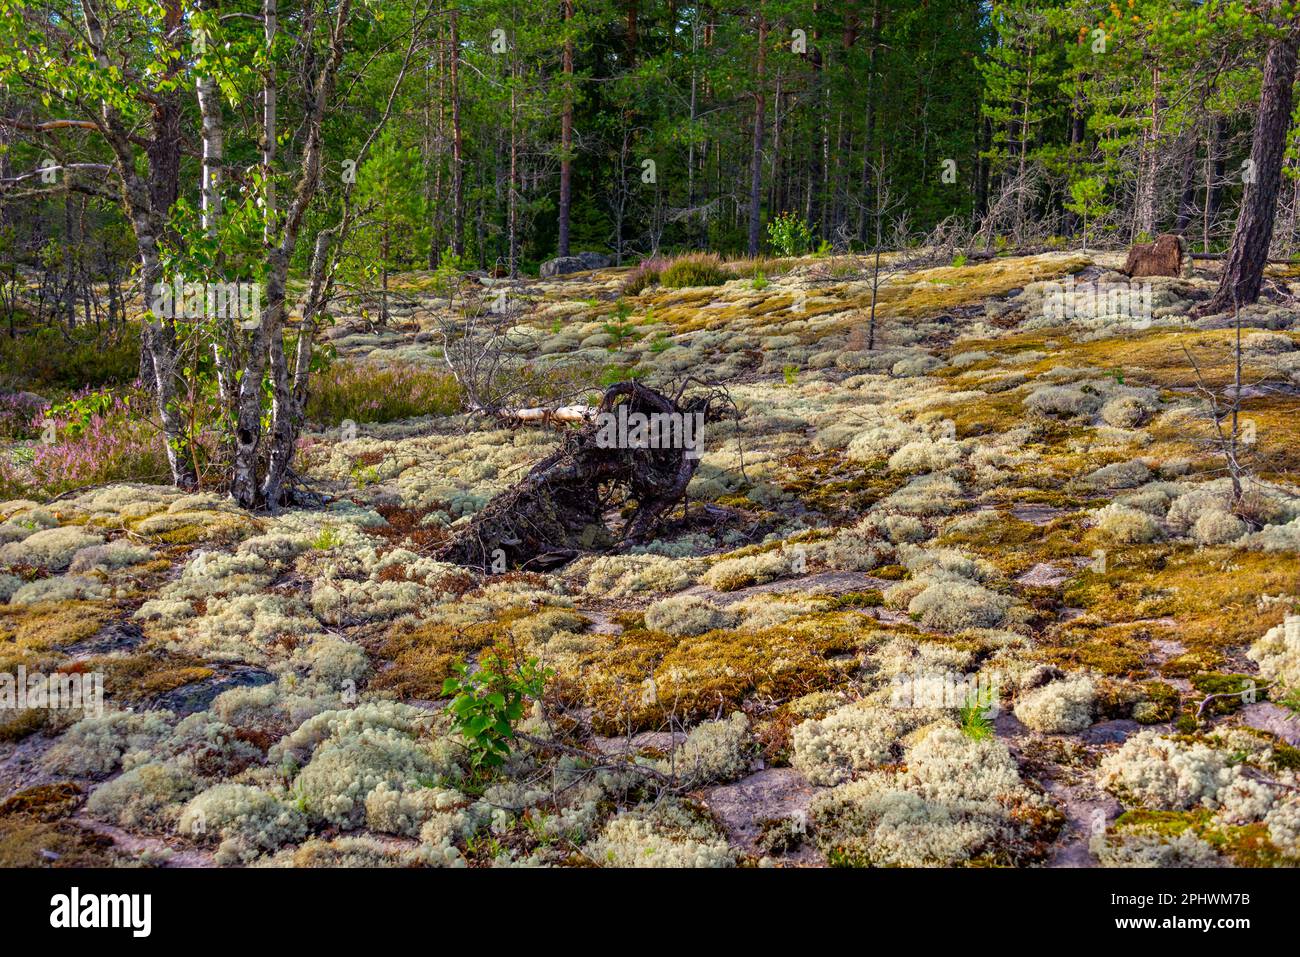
436,381,717,571
1122,233,1187,278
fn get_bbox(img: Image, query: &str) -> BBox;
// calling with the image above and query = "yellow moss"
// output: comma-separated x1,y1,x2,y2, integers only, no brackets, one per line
0,707,48,742
0,782,83,821
0,601,117,651
1062,547,1299,661
931,390,1028,438
0,782,119,866
874,255,1090,320
1040,619,1176,678
369,609,537,699
0,817,120,867
937,513,1089,577
1027,329,1279,390
777,450,905,515
1231,396,1300,479
573,612,867,733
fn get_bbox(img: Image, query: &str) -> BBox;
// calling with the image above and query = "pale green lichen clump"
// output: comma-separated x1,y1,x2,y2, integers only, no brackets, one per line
810,725,1051,866
586,800,736,868
1013,676,1096,734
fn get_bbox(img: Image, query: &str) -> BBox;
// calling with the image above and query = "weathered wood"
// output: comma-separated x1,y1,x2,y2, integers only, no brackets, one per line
1122,233,1185,278
438,382,715,571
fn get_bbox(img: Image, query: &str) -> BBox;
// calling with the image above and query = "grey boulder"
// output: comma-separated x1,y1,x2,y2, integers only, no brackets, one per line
540,251,611,278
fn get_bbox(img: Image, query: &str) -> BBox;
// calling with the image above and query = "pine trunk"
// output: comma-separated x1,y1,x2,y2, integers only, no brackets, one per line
747,16,767,257
1203,22,1300,313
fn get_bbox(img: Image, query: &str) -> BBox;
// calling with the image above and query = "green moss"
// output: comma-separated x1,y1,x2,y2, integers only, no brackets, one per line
820,591,884,610
1114,809,1291,868
1132,681,1180,724
0,601,117,651
0,707,48,742
873,564,909,581
1269,741,1300,771
0,782,83,821
1188,672,1266,716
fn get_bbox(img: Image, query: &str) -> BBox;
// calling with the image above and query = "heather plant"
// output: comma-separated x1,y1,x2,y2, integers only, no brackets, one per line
0,389,171,499
0,391,44,440
660,253,730,289
621,256,667,296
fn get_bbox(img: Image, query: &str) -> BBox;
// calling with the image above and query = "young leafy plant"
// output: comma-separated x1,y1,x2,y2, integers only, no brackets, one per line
443,654,552,770
766,211,813,257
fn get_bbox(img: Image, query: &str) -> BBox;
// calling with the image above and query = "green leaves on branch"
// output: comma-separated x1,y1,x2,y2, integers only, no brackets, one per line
442,654,553,771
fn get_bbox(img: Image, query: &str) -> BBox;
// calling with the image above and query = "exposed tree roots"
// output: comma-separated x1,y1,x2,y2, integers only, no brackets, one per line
437,381,723,571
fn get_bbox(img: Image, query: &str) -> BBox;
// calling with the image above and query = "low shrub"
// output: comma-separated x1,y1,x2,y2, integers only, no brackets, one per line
621,256,667,296
660,253,731,289
0,389,171,499
0,391,45,440
305,360,462,427
0,326,140,394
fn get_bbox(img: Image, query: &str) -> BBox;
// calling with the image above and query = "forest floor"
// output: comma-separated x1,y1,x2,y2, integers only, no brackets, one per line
4,249,1300,867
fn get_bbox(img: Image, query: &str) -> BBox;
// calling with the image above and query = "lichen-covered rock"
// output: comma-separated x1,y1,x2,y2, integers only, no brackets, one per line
86,761,199,832
1248,617,1300,694
810,725,1050,866
643,595,738,637
179,783,308,864
0,526,103,570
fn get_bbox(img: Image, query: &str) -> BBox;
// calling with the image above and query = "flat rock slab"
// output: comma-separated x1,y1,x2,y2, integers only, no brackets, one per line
145,666,275,717
67,620,145,658
994,710,1030,740
700,767,821,864
1016,562,1072,588
1077,719,1142,745
1010,505,1069,526
685,570,890,606
591,730,685,757
75,816,215,867
1040,779,1123,868
1150,638,1187,662
1236,703,1300,746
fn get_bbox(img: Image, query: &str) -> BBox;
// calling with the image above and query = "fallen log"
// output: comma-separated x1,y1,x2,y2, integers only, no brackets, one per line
438,381,720,572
